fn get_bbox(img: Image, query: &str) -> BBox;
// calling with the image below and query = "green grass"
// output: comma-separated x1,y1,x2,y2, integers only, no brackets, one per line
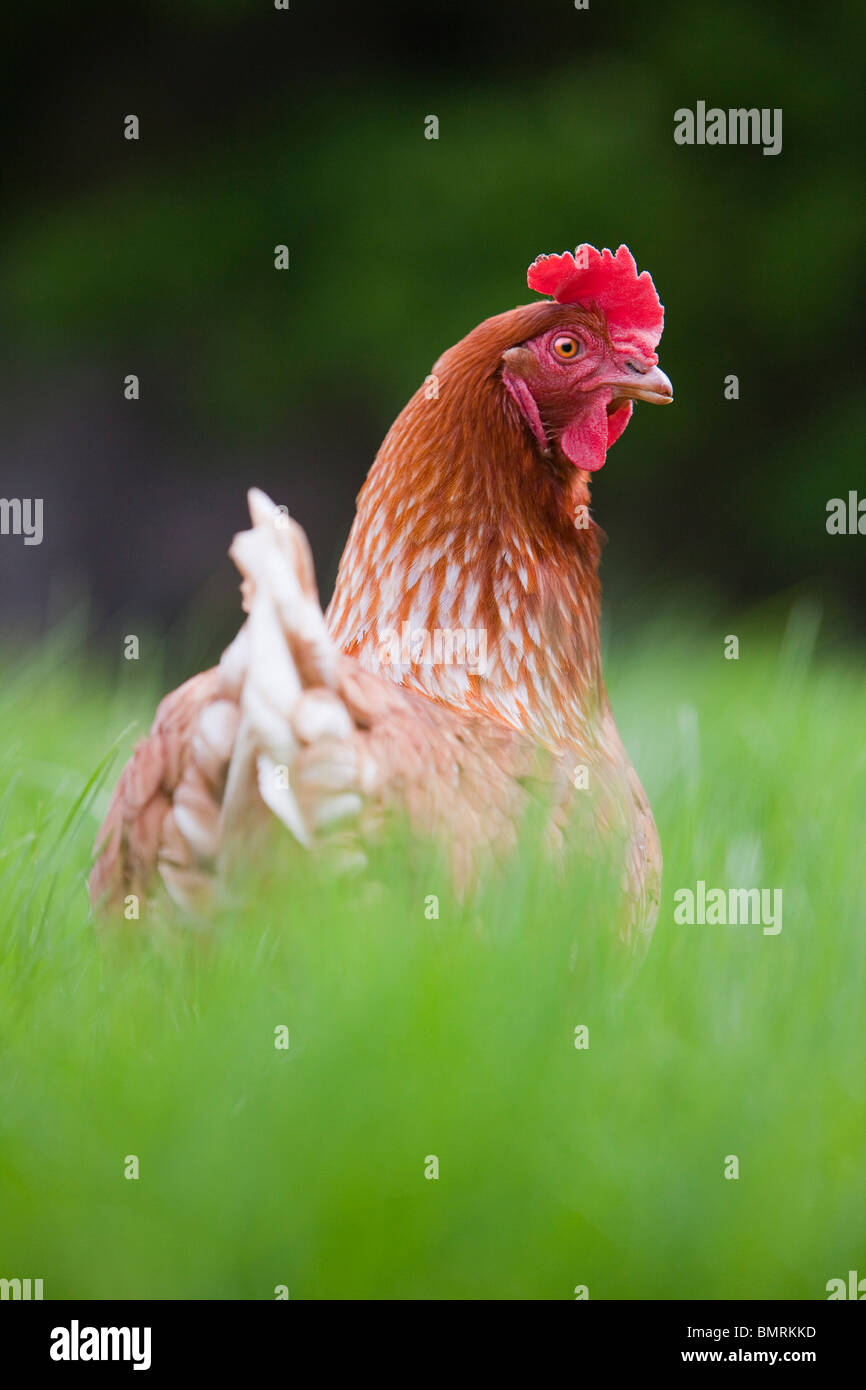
1,603,865,1300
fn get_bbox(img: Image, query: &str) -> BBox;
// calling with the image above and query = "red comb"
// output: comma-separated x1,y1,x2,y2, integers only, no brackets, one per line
527,244,664,350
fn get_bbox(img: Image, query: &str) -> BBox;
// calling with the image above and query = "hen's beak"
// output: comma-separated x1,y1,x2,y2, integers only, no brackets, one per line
602,362,674,409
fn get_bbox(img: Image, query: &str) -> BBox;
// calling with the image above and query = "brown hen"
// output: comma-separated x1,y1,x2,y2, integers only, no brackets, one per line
90,244,671,947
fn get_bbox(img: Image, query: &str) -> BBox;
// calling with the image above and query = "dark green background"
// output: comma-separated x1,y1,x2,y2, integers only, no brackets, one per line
2,0,863,654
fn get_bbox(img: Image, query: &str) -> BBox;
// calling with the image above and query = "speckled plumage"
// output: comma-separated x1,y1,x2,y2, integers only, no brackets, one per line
91,246,670,948
327,300,608,749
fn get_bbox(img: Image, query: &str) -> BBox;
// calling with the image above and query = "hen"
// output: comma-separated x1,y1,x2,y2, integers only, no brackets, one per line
90,244,672,947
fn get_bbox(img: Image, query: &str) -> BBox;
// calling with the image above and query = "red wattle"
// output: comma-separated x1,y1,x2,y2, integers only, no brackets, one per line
606,400,633,448
560,398,634,470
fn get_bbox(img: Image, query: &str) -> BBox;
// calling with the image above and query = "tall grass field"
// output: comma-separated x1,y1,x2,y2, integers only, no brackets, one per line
1,602,864,1299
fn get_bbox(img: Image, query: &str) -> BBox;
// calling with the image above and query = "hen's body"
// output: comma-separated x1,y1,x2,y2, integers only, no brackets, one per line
91,247,668,947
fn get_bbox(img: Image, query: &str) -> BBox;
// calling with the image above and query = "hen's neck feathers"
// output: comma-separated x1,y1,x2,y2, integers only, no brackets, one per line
326,304,608,751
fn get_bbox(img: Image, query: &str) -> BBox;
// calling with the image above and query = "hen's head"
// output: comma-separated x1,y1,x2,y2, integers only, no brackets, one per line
500,245,672,473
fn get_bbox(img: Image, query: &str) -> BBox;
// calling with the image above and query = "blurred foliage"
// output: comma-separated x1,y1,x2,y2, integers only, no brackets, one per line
1,610,864,1297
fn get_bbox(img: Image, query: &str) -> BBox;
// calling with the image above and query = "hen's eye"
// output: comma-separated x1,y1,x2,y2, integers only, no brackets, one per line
553,335,582,361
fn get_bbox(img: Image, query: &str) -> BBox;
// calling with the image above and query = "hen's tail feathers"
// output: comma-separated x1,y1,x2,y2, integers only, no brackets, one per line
89,488,362,917
90,489,660,951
